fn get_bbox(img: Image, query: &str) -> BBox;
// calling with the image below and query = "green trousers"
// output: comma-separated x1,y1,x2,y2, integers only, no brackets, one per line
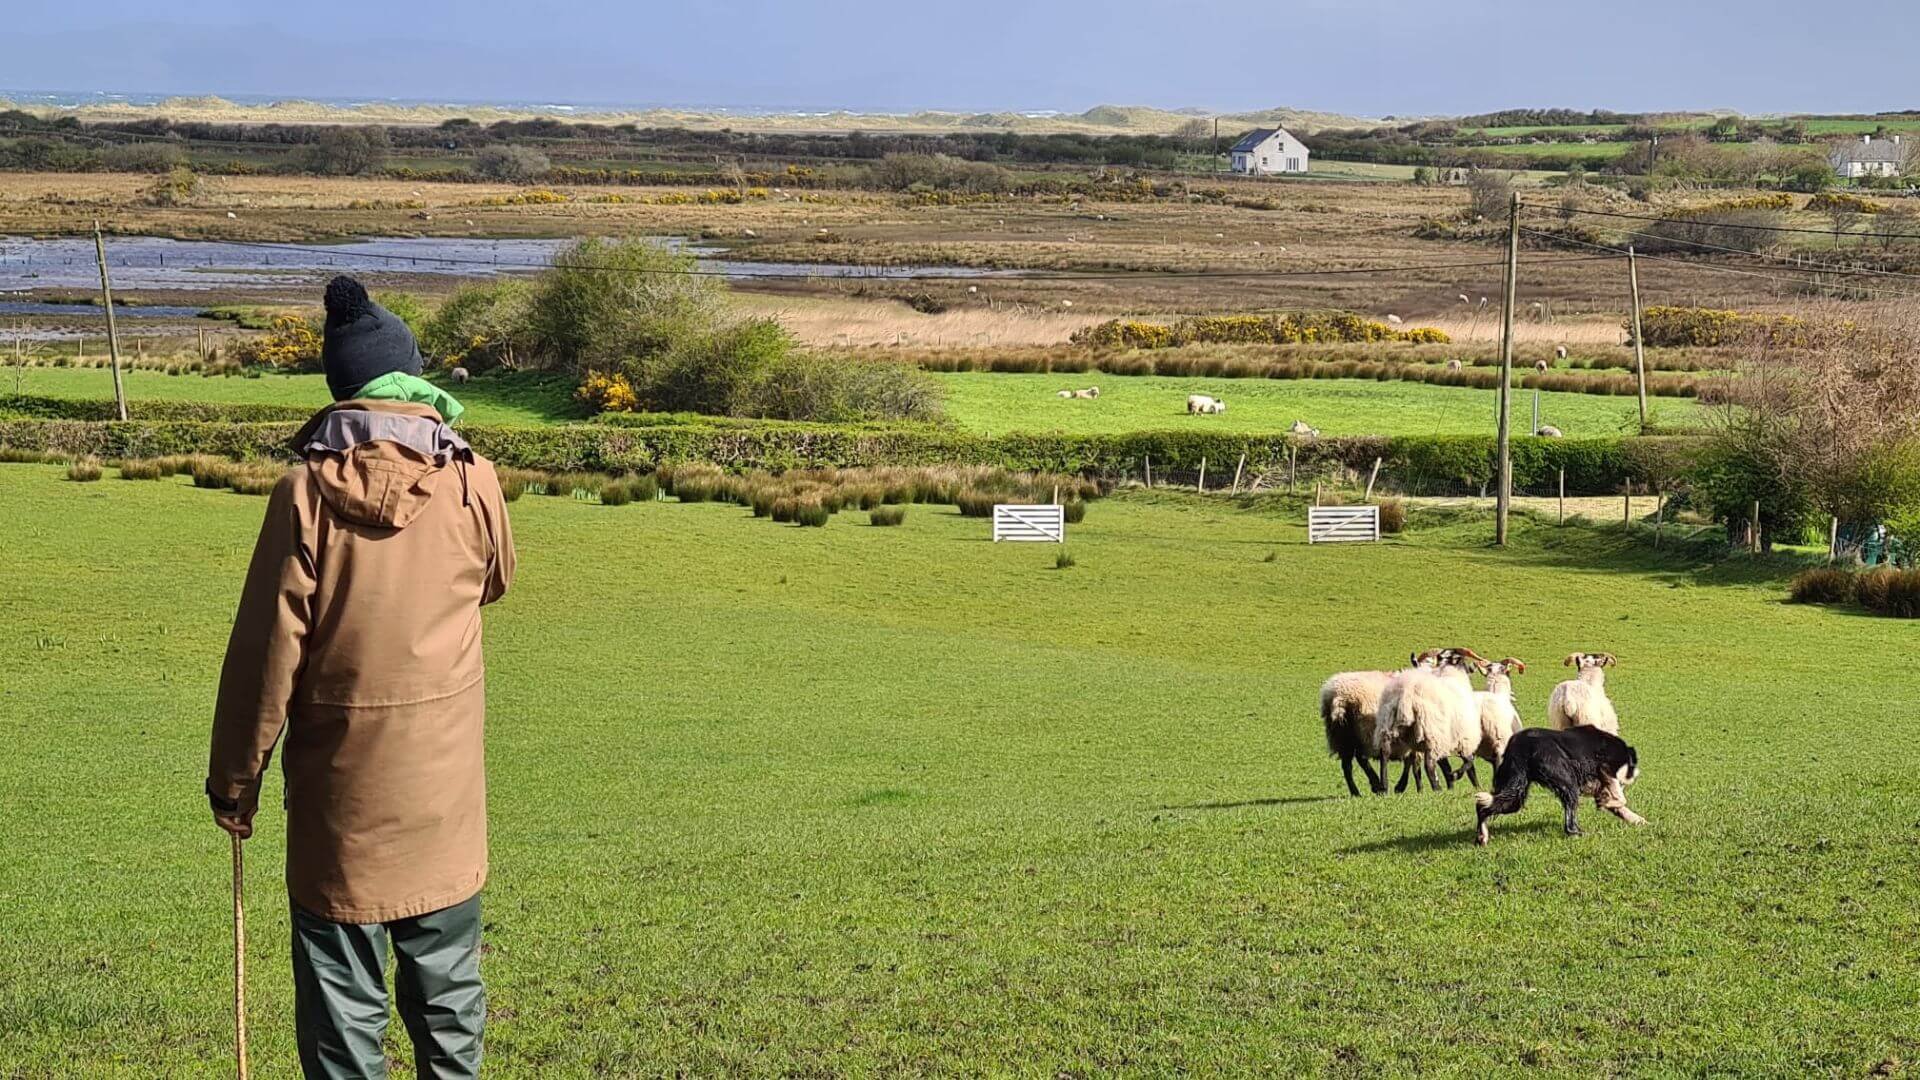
291,894,485,1079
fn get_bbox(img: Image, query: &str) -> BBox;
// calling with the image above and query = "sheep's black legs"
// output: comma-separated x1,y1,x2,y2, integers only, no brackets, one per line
1424,756,1444,791
1463,758,1481,789
1437,758,1456,789
1394,758,1413,794
1357,754,1387,795
1339,752,1363,797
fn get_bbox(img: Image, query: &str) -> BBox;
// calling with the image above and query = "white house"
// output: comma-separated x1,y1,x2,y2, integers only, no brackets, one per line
1831,134,1908,179
1229,128,1310,175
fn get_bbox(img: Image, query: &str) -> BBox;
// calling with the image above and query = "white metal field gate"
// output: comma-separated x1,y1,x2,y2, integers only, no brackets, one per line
993,504,1066,543
1308,505,1380,544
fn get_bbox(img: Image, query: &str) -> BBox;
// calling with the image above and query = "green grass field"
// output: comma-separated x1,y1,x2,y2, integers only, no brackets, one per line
4,367,583,426
2,464,1917,1075
10,366,1704,438
935,372,1701,437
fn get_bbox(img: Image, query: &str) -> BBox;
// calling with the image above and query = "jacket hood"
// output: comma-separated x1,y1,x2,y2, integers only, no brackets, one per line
293,400,473,529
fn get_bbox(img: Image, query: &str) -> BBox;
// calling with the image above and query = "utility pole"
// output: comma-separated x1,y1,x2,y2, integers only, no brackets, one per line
1495,193,1519,545
92,220,128,421
1627,245,1648,431
1212,118,1220,171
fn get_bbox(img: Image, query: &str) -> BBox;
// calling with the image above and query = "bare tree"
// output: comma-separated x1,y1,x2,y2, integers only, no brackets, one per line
1464,169,1513,221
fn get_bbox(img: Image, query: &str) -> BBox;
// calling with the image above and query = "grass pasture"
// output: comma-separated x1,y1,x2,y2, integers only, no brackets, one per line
2,465,1918,1076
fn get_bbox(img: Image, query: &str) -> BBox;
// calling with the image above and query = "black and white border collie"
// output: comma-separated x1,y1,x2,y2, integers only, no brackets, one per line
1473,726,1646,846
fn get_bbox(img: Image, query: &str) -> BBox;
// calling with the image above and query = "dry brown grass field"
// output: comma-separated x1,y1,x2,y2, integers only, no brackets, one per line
4,172,1911,336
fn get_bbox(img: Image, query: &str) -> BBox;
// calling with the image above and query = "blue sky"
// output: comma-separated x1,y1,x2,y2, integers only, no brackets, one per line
6,0,1918,117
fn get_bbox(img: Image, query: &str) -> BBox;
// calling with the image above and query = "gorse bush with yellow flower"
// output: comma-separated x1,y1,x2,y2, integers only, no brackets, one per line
228,315,323,370
1071,312,1450,350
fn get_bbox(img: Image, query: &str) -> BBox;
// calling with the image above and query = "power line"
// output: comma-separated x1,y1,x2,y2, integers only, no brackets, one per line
62,234,1617,282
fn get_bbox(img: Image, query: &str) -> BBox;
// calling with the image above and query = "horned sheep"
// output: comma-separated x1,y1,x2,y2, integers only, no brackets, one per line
1473,657,1527,764
1375,648,1486,792
1548,652,1619,735
1319,670,1393,796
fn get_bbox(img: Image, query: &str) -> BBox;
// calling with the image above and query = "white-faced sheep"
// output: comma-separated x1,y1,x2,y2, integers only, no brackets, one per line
1555,345,1569,360
1446,359,1464,372
1549,652,1619,735
1535,424,1563,438
1474,657,1527,765
1375,647,1487,792
1187,394,1226,415
1074,386,1101,400
450,366,471,384
1289,420,1320,438
1534,359,1549,373
1056,388,1075,398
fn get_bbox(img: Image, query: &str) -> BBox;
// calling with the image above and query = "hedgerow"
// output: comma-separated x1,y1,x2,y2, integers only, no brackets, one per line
0,417,1705,496
0,395,311,423
1071,312,1452,349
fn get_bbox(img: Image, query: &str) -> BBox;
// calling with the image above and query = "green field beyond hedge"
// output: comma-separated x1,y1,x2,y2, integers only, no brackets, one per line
2,466,1916,1075
6,367,1704,439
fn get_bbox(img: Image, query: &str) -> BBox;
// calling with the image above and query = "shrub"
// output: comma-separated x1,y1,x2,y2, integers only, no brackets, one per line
770,497,799,523
117,458,163,480
1788,567,1855,605
1855,568,1920,618
373,291,431,343
953,488,998,517
628,473,660,503
1378,498,1407,534
869,505,907,526
498,470,532,502
529,237,727,377
472,144,552,183
542,472,579,497
422,279,536,371
795,501,830,527
1062,500,1086,524
746,353,945,423
577,370,641,413
303,126,389,176
66,456,102,482
1632,306,1801,349
599,479,634,506
866,154,1012,194
1805,191,1882,216
227,315,323,370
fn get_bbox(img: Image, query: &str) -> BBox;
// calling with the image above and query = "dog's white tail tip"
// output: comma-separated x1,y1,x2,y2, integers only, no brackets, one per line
1473,792,1493,809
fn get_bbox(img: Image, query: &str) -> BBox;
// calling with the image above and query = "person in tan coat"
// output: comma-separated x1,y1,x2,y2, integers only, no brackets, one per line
208,277,514,1079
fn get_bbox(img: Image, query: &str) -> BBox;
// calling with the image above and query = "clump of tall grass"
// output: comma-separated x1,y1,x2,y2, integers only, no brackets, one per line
796,501,830,527
1788,567,1855,605
118,459,165,481
498,468,539,502
869,505,907,527
1378,498,1407,534
1055,549,1076,569
191,458,234,489
226,465,286,496
66,456,103,482
0,446,62,464
1062,500,1086,524
1854,568,1920,618
599,480,635,506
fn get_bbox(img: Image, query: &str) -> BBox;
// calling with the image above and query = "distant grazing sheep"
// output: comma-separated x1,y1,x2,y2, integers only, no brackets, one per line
451,367,470,384
1289,420,1320,438
1187,394,1225,415
1555,345,1569,359
1534,359,1549,373
1073,386,1100,400
1535,425,1563,438
1446,359,1464,372
1057,389,1074,398
1385,314,1403,325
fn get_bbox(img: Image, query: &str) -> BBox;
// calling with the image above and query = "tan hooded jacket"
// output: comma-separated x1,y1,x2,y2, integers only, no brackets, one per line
208,399,515,923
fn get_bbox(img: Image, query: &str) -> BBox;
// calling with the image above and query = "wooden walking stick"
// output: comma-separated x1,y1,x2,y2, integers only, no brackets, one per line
232,833,249,1080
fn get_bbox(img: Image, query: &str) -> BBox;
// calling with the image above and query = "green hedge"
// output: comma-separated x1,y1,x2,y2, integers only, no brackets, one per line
0,395,312,423
0,417,1705,495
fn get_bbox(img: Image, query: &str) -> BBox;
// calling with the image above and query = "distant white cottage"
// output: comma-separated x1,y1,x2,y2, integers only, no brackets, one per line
1831,134,1908,179
1229,128,1310,175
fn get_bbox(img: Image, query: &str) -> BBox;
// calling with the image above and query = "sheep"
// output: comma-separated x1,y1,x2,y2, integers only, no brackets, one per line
1057,388,1075,398
1288,420,1320,438
1375,648,1486,792
1206,399,1227,414
1320,670,1394,796
1535,424,1563,438
1074,386,1100,400
1187,393,1218,415
1534,359,1550,373
1555,345,1569,359
1473,657,1527,765
1385,314,1403,325
1446,359,1464,372
1549,652,1619,735
450,366,470,385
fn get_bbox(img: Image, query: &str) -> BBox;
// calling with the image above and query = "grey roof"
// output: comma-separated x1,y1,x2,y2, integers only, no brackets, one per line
1835,138,1905,163
1229,128,1281,153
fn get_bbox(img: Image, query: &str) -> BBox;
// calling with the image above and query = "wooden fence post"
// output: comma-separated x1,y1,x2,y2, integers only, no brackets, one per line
1829,516,1840,562
1288,446,1297,495
1231,452,1246,495
1623,489,1631,529
1313,481,1321,507
1363,457,1382,501
1752,499,1761,554
1654,491,1664,547
1558,469,1565,524
1198,457,1207,494
1144,454,1152,488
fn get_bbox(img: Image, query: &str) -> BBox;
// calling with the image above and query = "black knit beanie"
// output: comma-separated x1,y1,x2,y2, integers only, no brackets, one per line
320,276,423,400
